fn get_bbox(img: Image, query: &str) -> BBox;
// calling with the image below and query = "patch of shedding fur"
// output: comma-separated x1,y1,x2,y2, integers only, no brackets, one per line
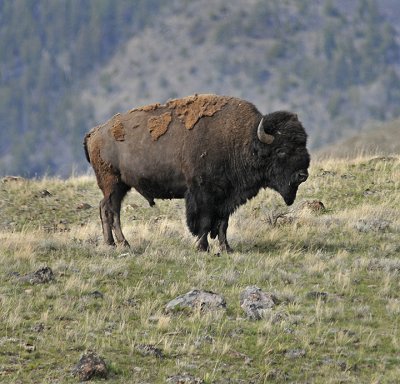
148,112,172,141
130,103,161,113
167,94,229,130
111,114,125,141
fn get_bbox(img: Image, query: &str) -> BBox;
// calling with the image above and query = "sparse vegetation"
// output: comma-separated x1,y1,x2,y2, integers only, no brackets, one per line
1,156,399,382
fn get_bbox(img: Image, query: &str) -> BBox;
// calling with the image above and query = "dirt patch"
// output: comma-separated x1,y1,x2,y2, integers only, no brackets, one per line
111,114,125,141
148,112,172,141
131,103,161,113
167,94,229,130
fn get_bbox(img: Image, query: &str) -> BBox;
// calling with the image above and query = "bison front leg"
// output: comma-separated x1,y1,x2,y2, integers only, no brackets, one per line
196,215,212,252
185,189,212,252
217,218,233,253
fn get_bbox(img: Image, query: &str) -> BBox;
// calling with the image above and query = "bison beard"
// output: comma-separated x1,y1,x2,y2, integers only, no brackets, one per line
84,94,310,252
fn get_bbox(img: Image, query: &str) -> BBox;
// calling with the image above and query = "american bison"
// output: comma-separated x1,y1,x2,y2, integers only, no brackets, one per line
84,94,310,252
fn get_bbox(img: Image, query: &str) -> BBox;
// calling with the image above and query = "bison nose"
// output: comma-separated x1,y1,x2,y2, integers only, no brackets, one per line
296,170,308,183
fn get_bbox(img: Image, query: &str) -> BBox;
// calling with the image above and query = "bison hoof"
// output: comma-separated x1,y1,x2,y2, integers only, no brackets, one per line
220,244,233,253
118,240,130,248
196,242,210,252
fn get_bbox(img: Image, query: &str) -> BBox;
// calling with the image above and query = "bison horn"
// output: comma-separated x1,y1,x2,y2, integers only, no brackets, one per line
257,118,274,144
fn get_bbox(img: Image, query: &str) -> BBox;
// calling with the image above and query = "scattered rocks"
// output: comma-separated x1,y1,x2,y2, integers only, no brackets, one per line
165,289,226,314
18,266,55,284
166,374,204,384
72,352,108,381
240,286,278,320
285,348,306,359
354,219,391,232
136,344,164,359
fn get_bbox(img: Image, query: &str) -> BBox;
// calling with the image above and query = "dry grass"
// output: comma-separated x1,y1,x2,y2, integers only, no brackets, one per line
0,156,399,383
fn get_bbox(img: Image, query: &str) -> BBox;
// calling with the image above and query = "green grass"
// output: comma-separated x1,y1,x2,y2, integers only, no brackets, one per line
0,156,399,383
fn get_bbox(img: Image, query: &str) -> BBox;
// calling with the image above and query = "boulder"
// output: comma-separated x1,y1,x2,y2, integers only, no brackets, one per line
72,352,108,381
165,289,226,313
240,286,278,320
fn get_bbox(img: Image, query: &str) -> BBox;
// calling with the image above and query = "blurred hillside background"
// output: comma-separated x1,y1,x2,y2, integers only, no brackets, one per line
1,0,400,177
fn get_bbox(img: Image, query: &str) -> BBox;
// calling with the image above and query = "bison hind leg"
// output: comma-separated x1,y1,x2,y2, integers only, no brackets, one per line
185,189,216,251
99,180,131,247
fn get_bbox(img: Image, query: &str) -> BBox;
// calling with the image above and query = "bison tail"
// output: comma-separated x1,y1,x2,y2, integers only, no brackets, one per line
83,134,91,164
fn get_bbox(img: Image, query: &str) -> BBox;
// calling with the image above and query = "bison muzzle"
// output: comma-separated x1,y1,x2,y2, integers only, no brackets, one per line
84,94,310,252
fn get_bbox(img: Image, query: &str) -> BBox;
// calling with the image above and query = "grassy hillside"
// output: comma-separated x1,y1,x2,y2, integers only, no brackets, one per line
316,118,400,159
1,156,399,383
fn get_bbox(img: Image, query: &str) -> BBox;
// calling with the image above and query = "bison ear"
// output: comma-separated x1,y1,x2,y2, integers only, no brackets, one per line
257,118,274,144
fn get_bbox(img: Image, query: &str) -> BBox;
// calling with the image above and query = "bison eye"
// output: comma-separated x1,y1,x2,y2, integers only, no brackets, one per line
276,149,286,158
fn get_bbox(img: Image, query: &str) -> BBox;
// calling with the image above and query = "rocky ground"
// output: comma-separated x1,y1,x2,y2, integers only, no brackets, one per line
0,156,399,382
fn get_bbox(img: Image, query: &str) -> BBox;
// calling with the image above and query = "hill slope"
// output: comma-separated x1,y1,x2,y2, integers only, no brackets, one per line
81,0,400,150
317,118,400,158
0,156,399,382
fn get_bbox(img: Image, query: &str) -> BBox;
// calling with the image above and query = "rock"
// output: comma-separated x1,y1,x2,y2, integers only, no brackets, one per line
368,156,397,164
88,291,104,299
18,266,55,284
23,343,36,352
239,286,278,320
1,176,25,183
136,344,163,359
77,202,92,210
31,323,45,333
72,352,108,381
322,357,347,371
166,374,204,384
40,189,52,197
165,289,226,314
354,219,391,232
266,199,326,226
285,348,306,359
319,170,336,176
294,200,326,213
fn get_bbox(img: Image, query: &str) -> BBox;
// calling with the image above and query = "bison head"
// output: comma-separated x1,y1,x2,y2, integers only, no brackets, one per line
256,111,310,206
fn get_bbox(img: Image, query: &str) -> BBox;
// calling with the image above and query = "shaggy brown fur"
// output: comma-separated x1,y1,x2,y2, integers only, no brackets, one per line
148,112,172,141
